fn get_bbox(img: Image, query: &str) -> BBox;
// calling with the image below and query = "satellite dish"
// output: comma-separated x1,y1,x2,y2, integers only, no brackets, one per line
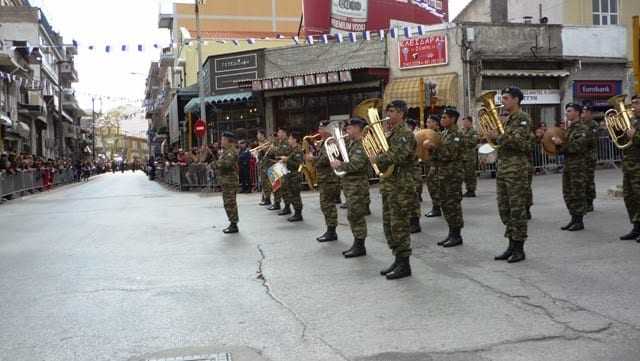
540,17,549,24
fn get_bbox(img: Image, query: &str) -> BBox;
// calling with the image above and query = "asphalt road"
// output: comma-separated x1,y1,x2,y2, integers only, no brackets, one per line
1,169,640,361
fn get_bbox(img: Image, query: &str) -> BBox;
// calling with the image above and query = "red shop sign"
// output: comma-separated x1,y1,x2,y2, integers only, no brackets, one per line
194,119,206,137
398,34,448,69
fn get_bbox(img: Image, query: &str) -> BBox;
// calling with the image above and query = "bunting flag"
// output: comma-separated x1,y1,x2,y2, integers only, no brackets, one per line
389,27,398,39
306,35,314,45
105,45,111,53
321,34,329,44
121,45,127,51
292,36,300,45
364,30,371,41
137,44,143,52
404,27,412,38
417,25,425,36
335,33,344,43
378,29,385,40
348,32,357,43
247,38,256,45
231,40,239,46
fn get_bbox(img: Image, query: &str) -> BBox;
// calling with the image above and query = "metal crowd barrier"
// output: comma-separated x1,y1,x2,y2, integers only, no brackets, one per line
0,168,81,201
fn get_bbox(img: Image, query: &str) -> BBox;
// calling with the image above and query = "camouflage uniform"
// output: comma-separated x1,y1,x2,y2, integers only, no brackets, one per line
377,122,417,257
461,127,478,193
558,121,590,217
413,161,423,218
259,143,273,201
316,139,340,228
425,159,440,208
432,125,464,229
526,134,537,212
585,119,599,209
496,111,532,241
273,140,291,204
215,144,239,223
284,145,304,212
336,139,370,239
622,117,640,223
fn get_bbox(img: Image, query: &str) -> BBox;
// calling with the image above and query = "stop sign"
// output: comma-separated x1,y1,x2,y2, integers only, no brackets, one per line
194,119,206,137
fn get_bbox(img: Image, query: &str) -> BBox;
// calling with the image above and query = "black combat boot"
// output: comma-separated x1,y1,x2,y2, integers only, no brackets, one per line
425,206,442,217
567,215,584,231
526,207,532,220
463,190,476,197
507,240,526,263
437,229,452,246
267,202,281,211
259,198,271,206
620,223,640,240
380,256,399,276
343,238,366,258
385,256,411,280
494,239,514,261
410,217,421,234
287,209,303,222
222,222,238,234
561,215,576,230
278,204,292,216
335,196,342,204
443,228,463,247
317,226,338,242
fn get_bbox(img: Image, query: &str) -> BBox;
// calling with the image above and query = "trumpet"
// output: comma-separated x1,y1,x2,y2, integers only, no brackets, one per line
324,121,350,177
250,141,272,159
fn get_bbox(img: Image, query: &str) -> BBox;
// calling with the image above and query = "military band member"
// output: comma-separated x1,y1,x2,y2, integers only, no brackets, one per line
267,127,290,212
553,103,589,231
281,131,304,222
425,115,442,218
257,129,272,206
582,104,599,212
312,120,341,242
619,95,640,242
216,131,239,234
461,116,478,198
488,87,531,263
428,108,465,247
377,100,417,280
407,118,422,234
331,117,370,257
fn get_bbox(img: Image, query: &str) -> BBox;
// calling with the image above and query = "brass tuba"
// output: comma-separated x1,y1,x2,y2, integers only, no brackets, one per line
477,91,505,149
299,134,321,188
324,121,350,177
605,94,634,149
362,105,393,178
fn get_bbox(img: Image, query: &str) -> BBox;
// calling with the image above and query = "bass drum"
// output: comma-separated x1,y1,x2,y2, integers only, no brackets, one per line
478,143,497,164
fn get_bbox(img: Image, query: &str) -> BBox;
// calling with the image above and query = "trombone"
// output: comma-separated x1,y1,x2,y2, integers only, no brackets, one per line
249,141,272,159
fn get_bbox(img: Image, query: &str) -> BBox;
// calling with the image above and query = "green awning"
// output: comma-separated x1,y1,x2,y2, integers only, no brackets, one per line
183,92,255,113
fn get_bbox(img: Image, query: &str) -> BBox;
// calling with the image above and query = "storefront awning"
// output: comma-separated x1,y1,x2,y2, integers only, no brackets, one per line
426,73,459,107
16,121,30,138
36,116,48,127
384,77,425,109
481,69,570,77
184,92,254,113
0,114,12,127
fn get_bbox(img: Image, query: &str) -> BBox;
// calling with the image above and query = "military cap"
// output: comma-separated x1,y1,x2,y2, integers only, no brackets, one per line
346,116,366,128
386,99,408,114
501,86,524,102
565,103,583,112
443,108,460,119
222,131,236,140
318,119,331,128
582,102,594,112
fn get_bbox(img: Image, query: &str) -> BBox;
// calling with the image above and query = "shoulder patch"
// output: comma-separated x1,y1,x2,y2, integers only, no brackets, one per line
454,137,460,142
520,121,528,126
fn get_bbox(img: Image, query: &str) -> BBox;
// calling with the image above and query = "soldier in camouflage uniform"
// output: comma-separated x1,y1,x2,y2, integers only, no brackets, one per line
377,100,417,280
554,103,590,231
461,116,478,197
581,104,599,212
425,115,442,218
312,120,341,242
257,129,273,206
216,131,240,234
406,118,423,234
619,95,640,242
429,108,465,247
332,117,370,257
281,131,304,222
267,128,291,212
489,87,532,263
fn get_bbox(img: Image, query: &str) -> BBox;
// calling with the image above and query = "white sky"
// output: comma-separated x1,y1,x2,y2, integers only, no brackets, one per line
30,0,472,114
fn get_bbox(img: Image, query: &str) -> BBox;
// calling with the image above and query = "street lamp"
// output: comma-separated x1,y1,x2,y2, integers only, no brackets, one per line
195,0,207,144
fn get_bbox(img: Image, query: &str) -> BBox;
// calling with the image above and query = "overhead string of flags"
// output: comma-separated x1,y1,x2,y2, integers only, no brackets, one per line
3,24,434,56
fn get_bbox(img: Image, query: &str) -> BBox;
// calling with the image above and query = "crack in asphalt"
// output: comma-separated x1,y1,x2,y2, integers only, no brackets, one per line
255,245,351,361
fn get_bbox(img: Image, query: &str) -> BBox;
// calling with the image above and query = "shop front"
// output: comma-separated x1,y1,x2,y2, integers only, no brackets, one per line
573,80,622,113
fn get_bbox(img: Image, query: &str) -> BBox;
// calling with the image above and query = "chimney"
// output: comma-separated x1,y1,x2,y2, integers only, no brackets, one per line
490,0,509,23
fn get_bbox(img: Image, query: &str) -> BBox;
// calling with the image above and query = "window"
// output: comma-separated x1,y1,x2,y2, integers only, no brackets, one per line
593,0,619,25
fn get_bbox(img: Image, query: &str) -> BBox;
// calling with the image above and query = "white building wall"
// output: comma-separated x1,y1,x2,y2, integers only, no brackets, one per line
562,25,627,58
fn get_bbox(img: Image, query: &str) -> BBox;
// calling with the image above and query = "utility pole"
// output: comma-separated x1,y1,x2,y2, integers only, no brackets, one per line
195,0,207,144
92,97,96,162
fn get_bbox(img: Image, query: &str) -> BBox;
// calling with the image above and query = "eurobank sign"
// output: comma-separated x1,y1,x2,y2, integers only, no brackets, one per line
303,0,448,34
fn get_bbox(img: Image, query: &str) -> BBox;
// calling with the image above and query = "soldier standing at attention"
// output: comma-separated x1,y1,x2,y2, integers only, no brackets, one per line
581,104,599,213
331,117,370,257
377,100,417,280
488,87,532,263
216,131,240,234
553,103,590,232
282,131,304,222
425,115,442,218
267,127,290,212
461,116,478,197
257,129,272,206
312,120,341,242
619,95,640,242
428,108,465,247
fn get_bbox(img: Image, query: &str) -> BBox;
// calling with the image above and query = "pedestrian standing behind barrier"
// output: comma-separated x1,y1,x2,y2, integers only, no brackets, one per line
238,140,252,193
